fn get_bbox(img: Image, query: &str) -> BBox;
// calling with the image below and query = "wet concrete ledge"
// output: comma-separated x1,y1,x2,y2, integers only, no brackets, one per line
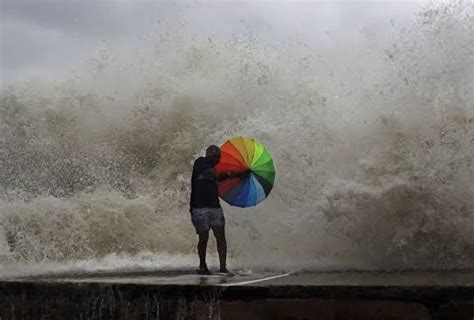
1,272,474,319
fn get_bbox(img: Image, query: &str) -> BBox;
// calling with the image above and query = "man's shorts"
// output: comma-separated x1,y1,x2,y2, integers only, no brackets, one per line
191,207,225,234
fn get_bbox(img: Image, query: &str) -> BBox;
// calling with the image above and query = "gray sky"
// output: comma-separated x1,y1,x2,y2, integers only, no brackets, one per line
0,0,427,88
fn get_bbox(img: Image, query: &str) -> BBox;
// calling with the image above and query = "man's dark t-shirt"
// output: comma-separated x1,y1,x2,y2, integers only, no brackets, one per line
190,157,221,210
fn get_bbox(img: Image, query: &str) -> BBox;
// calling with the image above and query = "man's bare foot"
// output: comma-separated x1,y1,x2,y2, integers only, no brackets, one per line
218,268,235,277
197,265,211,275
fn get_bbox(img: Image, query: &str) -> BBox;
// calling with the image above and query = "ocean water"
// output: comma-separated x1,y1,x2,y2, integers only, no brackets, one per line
0,1,473,277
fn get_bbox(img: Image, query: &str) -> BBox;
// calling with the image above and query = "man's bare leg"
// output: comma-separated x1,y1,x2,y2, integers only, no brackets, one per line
197,231,210,274
212,226,228,273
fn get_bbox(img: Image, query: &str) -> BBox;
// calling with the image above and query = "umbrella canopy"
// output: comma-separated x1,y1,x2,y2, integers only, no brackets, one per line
215,136,275,207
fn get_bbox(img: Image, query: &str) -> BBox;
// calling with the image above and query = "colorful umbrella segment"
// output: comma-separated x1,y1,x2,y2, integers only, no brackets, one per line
215,136,275,208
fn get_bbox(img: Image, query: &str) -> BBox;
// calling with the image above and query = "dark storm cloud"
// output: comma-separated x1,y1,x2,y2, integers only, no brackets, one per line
0,0,426,87
1,0,170,37
2,0,102,32
0,0,175,85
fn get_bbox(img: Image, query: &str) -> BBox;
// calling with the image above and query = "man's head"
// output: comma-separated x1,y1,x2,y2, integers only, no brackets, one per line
206,145,221,166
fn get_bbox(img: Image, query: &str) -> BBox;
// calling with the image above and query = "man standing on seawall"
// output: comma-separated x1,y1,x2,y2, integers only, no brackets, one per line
190,145,246,275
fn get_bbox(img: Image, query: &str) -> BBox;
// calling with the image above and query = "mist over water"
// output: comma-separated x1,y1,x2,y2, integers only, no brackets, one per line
0,1,473,276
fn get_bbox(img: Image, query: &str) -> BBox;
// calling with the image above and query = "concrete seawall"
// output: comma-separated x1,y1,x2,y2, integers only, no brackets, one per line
1,271,473,319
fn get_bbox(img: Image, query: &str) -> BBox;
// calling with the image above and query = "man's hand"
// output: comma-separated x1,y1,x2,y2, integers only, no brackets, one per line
228,170,249,179
214,169,249,181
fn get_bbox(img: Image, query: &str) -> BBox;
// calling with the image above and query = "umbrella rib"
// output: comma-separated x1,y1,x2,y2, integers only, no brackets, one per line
230,137,250,167
252,166,275,173
221,150,247,168
250,173,266,205
219,162,246,171
223,178,246,206
252,171,274,196
237,176,252,207
251,142,264,167
252,158,273,170
243,137,255,165
245,174,258,206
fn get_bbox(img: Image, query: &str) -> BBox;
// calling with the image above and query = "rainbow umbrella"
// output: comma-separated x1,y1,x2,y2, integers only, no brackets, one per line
215,136,275,208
